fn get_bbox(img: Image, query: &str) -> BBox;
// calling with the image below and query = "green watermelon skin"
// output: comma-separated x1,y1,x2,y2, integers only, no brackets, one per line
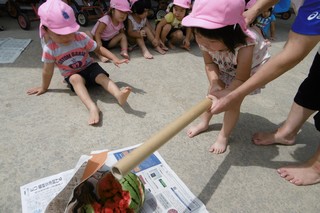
96,171,145,212
119,172,145,212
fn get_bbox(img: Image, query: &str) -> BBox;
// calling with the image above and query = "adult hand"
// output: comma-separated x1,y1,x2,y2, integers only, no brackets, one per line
208,91,243,114
243,9,259,25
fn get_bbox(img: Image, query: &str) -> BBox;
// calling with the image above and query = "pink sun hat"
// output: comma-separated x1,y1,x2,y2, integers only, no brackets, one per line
110,0,132,12
182,0,250,36
173,0,192,9
38,0,79,38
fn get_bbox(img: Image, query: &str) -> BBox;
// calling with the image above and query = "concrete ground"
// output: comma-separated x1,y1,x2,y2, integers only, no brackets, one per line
1,12,320,213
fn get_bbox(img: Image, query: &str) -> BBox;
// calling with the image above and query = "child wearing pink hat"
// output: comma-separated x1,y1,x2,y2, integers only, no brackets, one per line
182,0,270,154
154,0,193,51
28,0,131,125
89,0,131,62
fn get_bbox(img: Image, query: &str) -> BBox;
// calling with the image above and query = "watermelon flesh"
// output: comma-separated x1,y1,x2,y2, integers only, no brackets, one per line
93,171,145,213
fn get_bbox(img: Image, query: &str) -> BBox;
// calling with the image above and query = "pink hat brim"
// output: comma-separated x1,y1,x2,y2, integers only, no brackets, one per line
39,21,80,38
182,15,225,29
174,3,190,9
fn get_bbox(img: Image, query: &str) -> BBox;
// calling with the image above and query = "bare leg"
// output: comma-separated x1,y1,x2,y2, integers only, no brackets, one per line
136,38,153,59
108,33,129,60
252,102,315,145
277,146,320,186
154,45,166,55
209,103,241,154
95,74,131,106
97,55,110,63
160,24,171,50
69,74,100,125
144,26,166,55
187,111,213,138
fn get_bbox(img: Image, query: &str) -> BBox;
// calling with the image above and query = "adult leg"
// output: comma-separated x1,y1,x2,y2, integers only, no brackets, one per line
69,74,100,125
253,52,320,145
95,73,131,106
252,102,315,145
277,145,320,186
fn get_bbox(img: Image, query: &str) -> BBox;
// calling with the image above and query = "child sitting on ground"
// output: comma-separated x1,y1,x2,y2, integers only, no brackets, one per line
88,0,131,62
182,0,270,154
27,0,131,125
154,0,193,51
126,0,166,59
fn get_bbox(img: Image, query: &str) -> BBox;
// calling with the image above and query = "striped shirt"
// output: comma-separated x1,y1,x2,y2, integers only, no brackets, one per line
42,32,97,77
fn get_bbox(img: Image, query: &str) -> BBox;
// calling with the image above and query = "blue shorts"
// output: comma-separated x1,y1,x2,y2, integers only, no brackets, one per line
291,0,320,35
65,62,109,92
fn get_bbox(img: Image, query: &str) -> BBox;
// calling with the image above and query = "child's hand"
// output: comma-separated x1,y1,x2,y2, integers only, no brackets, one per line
140,30,146,37
206,95,218,112
113,59,129,67
27,87,47,96
181,39,190,51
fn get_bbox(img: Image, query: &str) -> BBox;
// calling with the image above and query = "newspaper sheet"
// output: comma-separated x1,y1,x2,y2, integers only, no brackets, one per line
21,144,208,213
0,37,32,63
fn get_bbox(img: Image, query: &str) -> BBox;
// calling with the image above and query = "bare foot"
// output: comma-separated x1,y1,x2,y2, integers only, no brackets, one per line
161,45,169,51
98,55,109,63
187,122,208,138
209,135,228,154
120,49,130,60
88,105,100,125
142,49,153,59
154,46,166,55
116,87,132,106
252,130,295,145
277,161,320,186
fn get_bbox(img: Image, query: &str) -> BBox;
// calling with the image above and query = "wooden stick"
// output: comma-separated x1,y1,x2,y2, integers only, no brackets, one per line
111,98,212,180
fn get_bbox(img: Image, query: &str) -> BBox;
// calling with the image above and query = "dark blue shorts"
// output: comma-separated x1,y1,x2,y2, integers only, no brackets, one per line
102,39,111,48
65,62,109,92
294,52,320,131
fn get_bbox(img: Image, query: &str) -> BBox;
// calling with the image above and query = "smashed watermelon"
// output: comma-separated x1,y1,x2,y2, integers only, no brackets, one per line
92,171,145,213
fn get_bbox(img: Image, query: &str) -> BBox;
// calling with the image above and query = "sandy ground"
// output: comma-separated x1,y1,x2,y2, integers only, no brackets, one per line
1,11,320,212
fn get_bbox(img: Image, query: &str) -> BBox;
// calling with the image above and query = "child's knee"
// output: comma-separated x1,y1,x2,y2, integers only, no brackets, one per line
119,32,127,40
143,26,151,33
69,74,84,85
